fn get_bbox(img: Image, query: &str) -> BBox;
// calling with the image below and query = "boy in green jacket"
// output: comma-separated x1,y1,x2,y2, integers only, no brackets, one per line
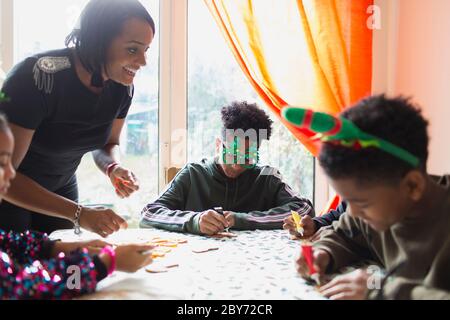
140,101,314,235
285,95,450,300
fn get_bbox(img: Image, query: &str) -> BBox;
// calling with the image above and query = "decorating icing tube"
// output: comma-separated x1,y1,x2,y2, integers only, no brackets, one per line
291,210,304,236
301,242,321,286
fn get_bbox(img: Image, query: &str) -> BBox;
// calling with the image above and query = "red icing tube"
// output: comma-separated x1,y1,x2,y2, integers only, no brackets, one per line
301,244,317,275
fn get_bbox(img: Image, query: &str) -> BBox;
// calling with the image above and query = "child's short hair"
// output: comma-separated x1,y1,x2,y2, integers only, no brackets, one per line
319,94,429,184
221,101,273,142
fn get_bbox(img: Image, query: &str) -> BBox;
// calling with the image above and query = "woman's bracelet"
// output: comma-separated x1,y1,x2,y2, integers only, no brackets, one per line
73,204,83,235
100,245,117,275
106,162,119,177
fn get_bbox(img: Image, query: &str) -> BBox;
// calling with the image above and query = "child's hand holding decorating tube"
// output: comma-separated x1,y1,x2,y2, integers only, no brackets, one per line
283,211,317,239
295,244,331,286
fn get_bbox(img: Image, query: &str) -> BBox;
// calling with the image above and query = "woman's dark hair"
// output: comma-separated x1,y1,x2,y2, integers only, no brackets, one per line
65,0,155,86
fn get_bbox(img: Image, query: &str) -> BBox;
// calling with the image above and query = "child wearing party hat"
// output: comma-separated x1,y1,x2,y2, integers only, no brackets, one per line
283,95,450,300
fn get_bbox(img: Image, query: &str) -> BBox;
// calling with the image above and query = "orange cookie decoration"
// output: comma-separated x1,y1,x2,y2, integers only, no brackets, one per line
144,237,188,260
151,251,168,259
157,242,178,248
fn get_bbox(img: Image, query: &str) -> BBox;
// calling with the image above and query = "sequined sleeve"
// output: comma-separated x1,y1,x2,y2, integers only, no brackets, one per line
0,230,101,299
0,230,52,264
0,248,101,299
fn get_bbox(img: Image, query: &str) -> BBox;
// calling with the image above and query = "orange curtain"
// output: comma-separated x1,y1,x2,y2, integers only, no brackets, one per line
204,0,373,213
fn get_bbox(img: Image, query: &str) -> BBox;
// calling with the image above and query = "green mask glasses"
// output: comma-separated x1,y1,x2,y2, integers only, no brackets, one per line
221,137,259,169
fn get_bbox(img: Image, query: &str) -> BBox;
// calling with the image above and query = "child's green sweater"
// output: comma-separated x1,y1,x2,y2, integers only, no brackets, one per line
140,158,314,234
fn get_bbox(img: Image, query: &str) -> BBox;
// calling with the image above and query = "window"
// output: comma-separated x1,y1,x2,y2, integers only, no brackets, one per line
13,0,160,226
187,0,314,201
4,0,319,229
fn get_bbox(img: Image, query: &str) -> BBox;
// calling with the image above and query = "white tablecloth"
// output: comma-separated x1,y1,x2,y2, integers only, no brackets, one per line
50,228,324,300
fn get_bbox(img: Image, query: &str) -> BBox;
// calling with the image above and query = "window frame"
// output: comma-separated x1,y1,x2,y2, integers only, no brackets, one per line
0,0,14,78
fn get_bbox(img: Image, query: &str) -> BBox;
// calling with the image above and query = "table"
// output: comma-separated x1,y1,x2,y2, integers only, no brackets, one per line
50,228,325,300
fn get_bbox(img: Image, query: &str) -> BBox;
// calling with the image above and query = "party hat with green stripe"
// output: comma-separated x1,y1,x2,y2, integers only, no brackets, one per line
282,107,420,167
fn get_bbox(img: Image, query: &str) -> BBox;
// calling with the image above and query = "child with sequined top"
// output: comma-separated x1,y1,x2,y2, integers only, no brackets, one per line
0,112,154,299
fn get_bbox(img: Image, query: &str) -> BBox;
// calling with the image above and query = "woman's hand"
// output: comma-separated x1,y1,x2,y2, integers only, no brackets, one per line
79,206,128,237
109,166,140,199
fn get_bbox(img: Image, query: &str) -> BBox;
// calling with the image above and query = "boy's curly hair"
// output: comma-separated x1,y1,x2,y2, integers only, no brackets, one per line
319,94,429,185
221,101,273,142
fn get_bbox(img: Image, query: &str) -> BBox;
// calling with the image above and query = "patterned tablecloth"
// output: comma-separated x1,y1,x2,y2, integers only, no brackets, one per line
50,228,325,300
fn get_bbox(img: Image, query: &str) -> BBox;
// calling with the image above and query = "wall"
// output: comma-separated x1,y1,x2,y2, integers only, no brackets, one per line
374,0,450,175
394,0,450,175
373,0,450,174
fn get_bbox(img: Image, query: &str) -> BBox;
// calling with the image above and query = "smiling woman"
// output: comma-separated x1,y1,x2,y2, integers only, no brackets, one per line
8,1,160,227
0,0,158,236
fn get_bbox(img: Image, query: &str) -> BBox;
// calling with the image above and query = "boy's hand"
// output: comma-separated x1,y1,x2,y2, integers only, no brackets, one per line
198,210,229,235
319,268,370,300
223,211,236,229
284,215,317,239
295,248,330,280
